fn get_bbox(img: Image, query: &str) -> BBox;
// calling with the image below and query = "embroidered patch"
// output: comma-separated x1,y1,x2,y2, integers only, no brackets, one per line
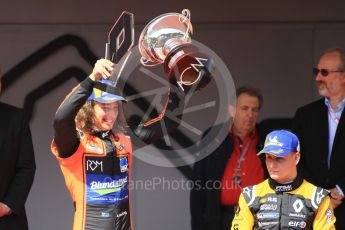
119,157,128,172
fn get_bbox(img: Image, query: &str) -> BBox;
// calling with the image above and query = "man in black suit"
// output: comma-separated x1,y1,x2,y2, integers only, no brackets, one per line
0,72,36,229
293,48,345,229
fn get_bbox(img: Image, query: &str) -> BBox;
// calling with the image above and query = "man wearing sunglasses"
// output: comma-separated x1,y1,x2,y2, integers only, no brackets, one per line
293,48,345,229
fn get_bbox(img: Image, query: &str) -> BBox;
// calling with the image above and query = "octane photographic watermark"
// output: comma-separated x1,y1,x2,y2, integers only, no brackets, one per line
128,177,242,191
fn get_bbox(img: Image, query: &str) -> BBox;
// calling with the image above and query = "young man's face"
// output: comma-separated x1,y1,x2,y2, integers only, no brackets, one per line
92,101,119,131
265,152,300,183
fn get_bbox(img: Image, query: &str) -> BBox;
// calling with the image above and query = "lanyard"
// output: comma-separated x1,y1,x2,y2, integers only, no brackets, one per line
236,138,253,170
232,138,253,186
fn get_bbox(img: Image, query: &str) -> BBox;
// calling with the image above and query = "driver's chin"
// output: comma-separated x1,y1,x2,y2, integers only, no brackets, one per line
101,124,113,131
269,173,280,181
94,122,112,132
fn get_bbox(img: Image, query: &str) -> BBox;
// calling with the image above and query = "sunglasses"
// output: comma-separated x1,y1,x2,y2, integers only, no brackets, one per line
312,68,344,77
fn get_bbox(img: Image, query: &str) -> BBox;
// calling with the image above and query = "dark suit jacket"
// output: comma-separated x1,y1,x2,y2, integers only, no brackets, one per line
0,102,36,230
190,125,266,230
293,98,345,228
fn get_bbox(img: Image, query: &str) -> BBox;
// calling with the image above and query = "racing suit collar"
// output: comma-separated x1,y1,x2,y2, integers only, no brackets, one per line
268,174,303,193
91,130,110,138
91,130,118,140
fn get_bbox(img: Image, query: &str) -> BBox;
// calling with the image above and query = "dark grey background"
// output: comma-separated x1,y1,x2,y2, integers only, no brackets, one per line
1,1,345,229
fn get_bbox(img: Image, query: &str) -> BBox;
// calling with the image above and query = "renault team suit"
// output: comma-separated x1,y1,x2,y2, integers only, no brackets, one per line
231,176,336,229
51,77,133,230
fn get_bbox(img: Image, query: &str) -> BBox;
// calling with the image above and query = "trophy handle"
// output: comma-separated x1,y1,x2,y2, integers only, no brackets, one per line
140,57,161,67
179,9,192,42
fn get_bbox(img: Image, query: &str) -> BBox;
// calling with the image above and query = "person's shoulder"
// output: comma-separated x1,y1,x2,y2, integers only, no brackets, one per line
116,131,132,148
241,179,269,205
301,180,330,208
253,179,270,193
200,126,234,154
303,180,329,194
0,102,23,118
255,124,266,140
296,98,325,112
117,131,132,141
0,102,22,112
300,179,319,190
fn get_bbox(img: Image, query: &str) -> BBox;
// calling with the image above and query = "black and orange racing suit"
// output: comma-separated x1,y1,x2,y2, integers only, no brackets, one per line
51,77,132,230
231,176,336,229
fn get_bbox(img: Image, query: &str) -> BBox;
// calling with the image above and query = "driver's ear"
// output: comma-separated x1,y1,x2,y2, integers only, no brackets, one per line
295,152,300,165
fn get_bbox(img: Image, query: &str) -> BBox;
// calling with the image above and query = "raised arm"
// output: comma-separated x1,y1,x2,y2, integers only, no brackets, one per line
53,59,114,157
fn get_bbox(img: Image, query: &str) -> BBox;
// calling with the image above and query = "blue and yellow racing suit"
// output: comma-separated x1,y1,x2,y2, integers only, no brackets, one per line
231,176,336,229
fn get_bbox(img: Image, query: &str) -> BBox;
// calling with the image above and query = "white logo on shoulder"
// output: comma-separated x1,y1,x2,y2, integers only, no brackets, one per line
316,189,325,204
242,187,252,199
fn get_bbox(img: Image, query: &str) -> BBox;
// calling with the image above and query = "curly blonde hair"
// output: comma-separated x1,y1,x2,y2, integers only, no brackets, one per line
75,100,127,134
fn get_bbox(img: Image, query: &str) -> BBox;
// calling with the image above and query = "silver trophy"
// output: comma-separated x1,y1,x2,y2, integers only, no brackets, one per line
134,9,214,143
138,9,213,92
